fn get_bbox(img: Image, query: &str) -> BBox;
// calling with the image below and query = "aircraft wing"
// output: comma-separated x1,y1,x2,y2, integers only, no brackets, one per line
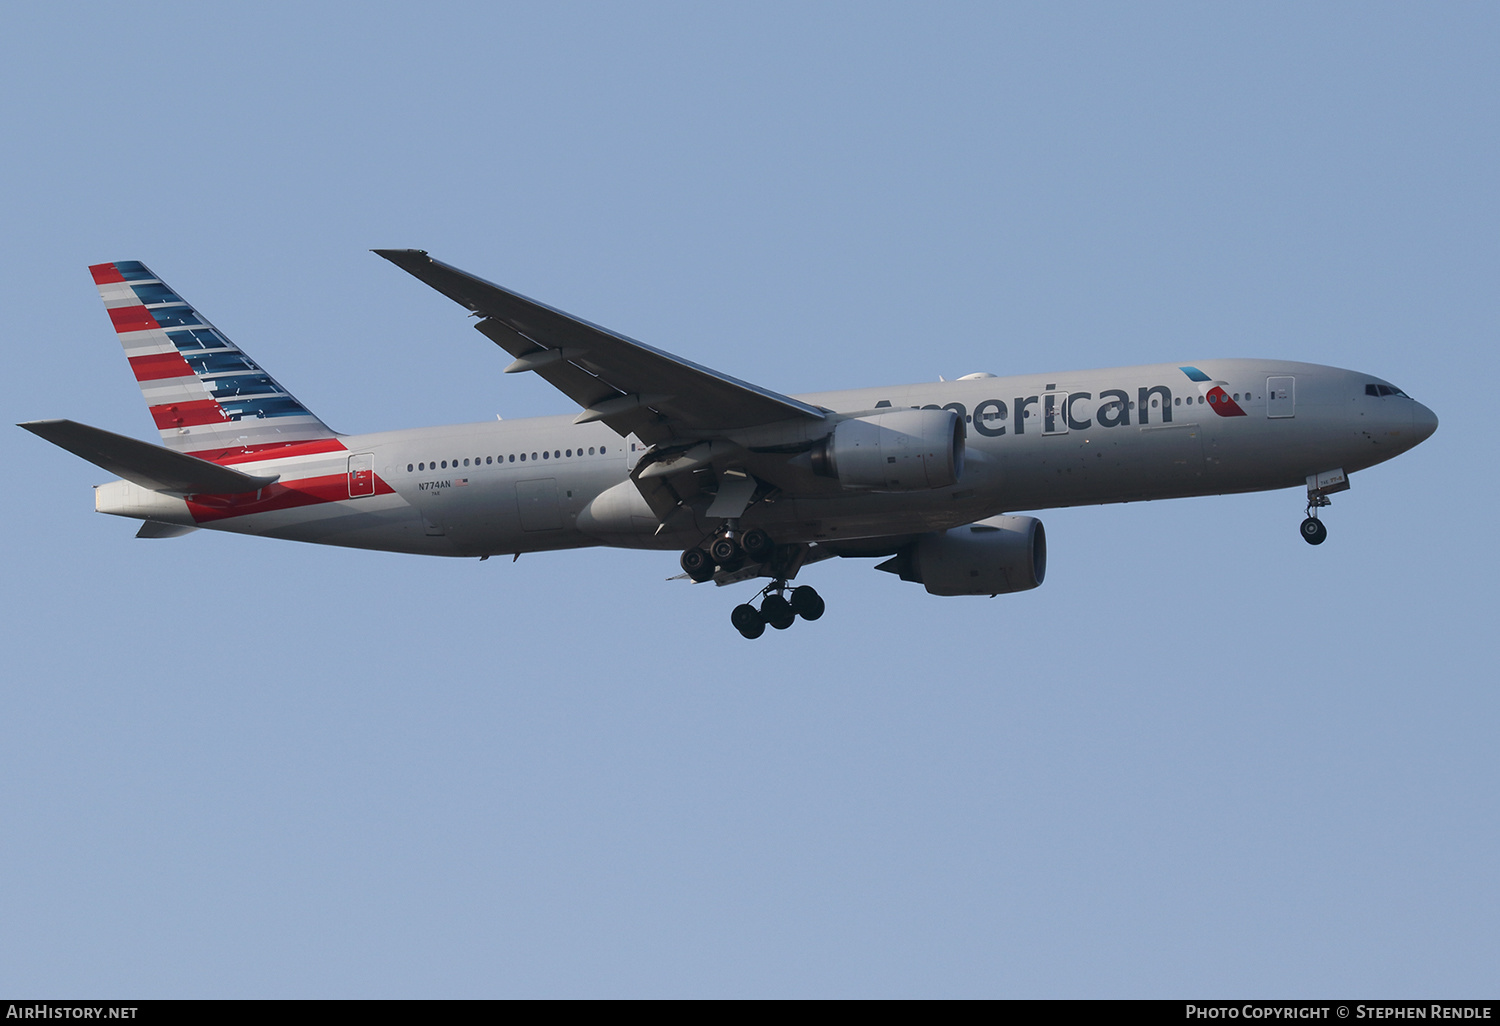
374,250,826,445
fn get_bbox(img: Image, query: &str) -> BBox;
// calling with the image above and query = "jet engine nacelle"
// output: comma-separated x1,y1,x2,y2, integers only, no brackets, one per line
808,408,964,491
876,515,1046,596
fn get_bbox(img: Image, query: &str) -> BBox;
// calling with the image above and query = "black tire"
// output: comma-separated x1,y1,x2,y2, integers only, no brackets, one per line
731,603,765,638
681,547,714,581
789,585,825,621
742,528,774,562
710,536,743,569
1300,517,1327,545
761,594,796,630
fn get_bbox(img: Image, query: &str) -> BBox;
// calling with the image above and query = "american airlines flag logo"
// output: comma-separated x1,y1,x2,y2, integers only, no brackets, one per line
1180,366,1247,417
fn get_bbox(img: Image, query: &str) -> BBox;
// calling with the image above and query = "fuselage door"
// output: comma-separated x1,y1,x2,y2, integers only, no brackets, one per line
348,453,375,497
1266,376,1295,419
1042,391,1070,435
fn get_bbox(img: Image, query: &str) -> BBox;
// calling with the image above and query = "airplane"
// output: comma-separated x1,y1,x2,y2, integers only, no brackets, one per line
21,251,1438,638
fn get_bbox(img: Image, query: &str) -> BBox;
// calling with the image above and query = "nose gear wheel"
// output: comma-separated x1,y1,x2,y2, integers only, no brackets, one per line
1301,492,1331,545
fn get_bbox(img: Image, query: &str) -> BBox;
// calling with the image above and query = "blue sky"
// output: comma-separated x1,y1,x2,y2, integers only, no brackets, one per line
1,2,1495,997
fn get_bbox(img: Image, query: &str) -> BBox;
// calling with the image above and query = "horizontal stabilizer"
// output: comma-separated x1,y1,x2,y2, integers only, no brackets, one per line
136,521,199,539
19,419,278,495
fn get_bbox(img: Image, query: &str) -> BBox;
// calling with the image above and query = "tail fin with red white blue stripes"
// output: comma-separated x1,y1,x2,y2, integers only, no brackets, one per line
89,260,341,462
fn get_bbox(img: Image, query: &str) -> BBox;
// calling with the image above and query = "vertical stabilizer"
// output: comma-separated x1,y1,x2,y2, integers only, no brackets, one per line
89,261,339,461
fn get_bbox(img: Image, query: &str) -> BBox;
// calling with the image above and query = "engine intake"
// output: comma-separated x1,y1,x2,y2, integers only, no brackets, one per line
808,408,964,491
876,515,1046,596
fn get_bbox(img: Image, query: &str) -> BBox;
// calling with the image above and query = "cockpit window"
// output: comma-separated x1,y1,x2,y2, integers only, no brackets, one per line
1365,383,1410,398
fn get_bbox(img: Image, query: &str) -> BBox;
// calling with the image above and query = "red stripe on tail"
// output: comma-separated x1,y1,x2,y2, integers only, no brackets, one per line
107,305,159,334
129,352,195,381
90,263,126,285
150,400,229,429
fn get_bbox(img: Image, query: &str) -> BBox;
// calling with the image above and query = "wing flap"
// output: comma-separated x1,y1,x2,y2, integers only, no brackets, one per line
374,249,826,443
20,419,279,495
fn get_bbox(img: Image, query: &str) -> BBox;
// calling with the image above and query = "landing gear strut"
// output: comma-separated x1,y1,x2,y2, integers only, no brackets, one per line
731,581,826,639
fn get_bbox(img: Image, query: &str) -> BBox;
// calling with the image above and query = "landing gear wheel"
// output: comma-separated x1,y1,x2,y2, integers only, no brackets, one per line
731,603,765,639
681,547,714,581
741,528,775,563
789,586,825,621
1300,517,1327,545
710,536,743,571
761,594,796,630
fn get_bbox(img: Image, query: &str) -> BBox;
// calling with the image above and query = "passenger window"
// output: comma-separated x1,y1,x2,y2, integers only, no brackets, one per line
1174,397,1181,405
532,452,538,460
589,447,595,455
463,459,469,466
509,454,515,462
520,453,526,461
554,450,560,459
600,446,606,454
441,460,447,468
486,456,492,464
542,451,548,459
566,449,572,457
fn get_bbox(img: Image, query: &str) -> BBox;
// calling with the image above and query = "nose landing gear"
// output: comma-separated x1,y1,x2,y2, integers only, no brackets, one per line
1299,469,1348,545
1301,491,1332,545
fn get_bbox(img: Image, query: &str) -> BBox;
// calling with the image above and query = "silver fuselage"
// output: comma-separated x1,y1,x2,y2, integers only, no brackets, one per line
95,359,1437,558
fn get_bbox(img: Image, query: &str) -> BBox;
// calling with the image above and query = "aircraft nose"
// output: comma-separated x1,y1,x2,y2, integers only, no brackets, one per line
1412,402,1439,444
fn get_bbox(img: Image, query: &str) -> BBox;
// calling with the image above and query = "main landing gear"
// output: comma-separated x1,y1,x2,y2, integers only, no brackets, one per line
731,583,825,640
680,528,825,638
680,528,776,582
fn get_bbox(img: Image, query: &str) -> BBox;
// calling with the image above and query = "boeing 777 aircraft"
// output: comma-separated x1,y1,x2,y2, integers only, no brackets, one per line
23,252,1438,637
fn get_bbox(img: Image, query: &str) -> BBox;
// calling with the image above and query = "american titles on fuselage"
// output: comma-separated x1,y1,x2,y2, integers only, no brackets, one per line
876,372,1249,439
